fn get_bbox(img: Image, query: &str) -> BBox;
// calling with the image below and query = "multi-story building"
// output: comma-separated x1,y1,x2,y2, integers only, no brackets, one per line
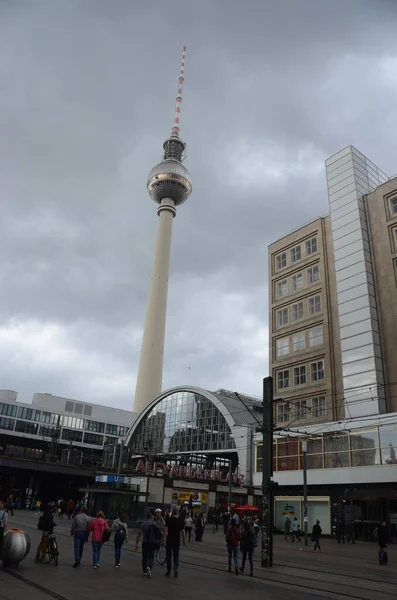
269,145,397,428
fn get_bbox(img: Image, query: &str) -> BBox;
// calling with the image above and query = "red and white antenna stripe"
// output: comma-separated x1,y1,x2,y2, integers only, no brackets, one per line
171,46,186,136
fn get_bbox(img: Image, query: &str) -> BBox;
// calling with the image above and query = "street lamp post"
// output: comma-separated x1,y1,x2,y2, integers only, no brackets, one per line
302,440,308,546
227,458,232,513
261,376,274,568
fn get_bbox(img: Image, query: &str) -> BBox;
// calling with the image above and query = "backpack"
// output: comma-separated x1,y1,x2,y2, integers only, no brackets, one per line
226,527,239,547
102,528,111,542
115,523,127,542
147,522,162,548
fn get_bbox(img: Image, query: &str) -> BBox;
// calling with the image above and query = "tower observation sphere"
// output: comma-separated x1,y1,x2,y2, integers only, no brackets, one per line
133,46,192,415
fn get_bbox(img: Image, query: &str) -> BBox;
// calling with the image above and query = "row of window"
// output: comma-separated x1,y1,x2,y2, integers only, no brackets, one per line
276,294,321,328
0,403,126,436
276,237,318,271
277,395,326,423
275,265,320,299
277,360,325,392
276,325,323,358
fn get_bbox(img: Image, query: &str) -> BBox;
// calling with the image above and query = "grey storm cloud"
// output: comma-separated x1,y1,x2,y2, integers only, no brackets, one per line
1,0,397,408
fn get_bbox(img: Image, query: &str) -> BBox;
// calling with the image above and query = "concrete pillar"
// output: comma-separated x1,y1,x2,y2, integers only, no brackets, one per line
133,198,176,414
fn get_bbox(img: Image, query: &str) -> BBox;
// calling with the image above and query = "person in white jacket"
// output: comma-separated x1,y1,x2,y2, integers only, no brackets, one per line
292,517,301,543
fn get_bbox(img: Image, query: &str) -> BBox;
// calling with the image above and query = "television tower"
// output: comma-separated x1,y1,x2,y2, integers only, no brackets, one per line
133,47,192,414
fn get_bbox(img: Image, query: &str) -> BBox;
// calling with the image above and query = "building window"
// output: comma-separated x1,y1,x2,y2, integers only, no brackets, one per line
276,279,288,297
40,425,56,438
106,424,126,437
311,361,325,381
291,245,301,263
276,308,288,327
17,407,41,421
74,403,83,414
0,403,17,417
277,404,290,423
62,429,83,443
306,237,317,256
83,432,103,446
307,265,319,284
276,252,287,270
85,420,105,433
292,301,304,321
309,326,323,347
65,401,74,412
15,420,39,435
292,273,303,291
308,295,321,315
0,417,15,431
312,396,326,418
294,366,306,385
277,370,290,390
295,400,307,420
276,337,289,358
61,416,84,429
292,331,306,352
390,197,397,215
83,405,92,416
41,411,59,425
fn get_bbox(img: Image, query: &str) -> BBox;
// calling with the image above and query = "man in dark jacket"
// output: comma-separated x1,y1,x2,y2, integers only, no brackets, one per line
35,504,56,562
378,521,388,565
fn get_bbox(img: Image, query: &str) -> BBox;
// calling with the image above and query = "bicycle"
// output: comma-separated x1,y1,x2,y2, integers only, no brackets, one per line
46,531,59,566
156,540,166,566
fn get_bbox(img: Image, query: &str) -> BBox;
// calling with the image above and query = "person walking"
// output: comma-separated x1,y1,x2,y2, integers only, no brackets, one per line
0,500,9,561
66,499,75,520
226,520,240,575
70,506,92,568
312,520,322,551
164,506,186,578
6,495,14,517
284,516,292,541
377,521,389,565
112,510,128,568
223,512,230,535
184,513,193,542
240,519,255,576
35,504,56,562
135,511,162,578
88,511,110,568
347,520,356,544
154,508,166,539
292,517,301,543
195,513,204,541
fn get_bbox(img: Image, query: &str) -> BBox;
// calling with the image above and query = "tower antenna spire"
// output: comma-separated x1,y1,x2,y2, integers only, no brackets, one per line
171,46,186,137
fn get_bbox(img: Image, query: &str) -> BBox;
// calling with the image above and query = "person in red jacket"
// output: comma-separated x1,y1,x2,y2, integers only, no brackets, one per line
226,520,240,575
88,512,110,568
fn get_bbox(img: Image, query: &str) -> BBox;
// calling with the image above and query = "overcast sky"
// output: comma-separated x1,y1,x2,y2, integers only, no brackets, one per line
1,0,397,411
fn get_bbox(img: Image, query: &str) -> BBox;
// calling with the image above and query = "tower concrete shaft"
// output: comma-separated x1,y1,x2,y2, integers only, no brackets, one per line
133,198,176,414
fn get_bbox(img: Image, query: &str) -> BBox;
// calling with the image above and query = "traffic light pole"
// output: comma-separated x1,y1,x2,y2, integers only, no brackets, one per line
261,376,274,568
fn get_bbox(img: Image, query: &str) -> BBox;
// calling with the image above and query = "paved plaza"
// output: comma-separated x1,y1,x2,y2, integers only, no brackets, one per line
1,512,397,600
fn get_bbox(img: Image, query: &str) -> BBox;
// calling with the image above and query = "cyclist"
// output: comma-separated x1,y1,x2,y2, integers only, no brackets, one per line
35,503,56,563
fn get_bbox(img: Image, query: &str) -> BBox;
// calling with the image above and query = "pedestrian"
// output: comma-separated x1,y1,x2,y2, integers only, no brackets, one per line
34,499,42,515
6,495,14,517
35,503,56,563
377,521,388,565
66,499,75,520
284,516,292,541
240,519,255,576
232,511,240,526
0,500,9,561
154,508,166,539
336,519,345,544
111,510,128,568
195,513,204,541
226,520,240,575
88,511,110,569
347,520,355,544
254,517,260,538
213,511,220,533
292,517,301,543
223,512,230,535
135,511,162,578
312,519,322,551
70,506,92,568
184,513,193,542
164,506,186,578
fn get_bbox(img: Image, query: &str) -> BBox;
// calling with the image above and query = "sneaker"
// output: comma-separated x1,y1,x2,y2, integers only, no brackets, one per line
147,567,151,579
115,564,120,568
72,562,80,568
93,565,98,569
96,564,100,567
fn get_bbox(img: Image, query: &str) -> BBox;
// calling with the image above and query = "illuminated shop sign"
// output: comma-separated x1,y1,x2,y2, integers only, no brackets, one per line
134,459,245,485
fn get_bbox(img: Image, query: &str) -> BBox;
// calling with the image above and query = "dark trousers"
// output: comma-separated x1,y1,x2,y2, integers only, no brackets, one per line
314,536,321,550
114,538,124,565
166,542,180,573
185,527,192,541
73,531,87,563
142,542,155,573
241,549,253,571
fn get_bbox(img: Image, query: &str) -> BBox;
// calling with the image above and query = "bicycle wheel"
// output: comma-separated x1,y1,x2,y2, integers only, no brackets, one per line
156,543,166,566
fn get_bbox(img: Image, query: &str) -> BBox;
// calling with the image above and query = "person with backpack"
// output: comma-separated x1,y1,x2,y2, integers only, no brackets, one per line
111,510,128,568
88,511,110,569
312,519,322,551
70,506,92,568
35,503,56,563
226,520,240,575
135,511,162,578
0,500,9,561
239,519,256,576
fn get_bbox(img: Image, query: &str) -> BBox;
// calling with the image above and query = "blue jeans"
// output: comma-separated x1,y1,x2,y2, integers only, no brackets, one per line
166,543,180,573
228,545,239,568
142,542,155,573
314,536,321,551
74,531,87,563
378,545,386,564
92,541,102,565
114,538,124,565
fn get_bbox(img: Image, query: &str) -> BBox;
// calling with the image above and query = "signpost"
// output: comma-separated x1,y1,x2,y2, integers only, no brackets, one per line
302,440,308,546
